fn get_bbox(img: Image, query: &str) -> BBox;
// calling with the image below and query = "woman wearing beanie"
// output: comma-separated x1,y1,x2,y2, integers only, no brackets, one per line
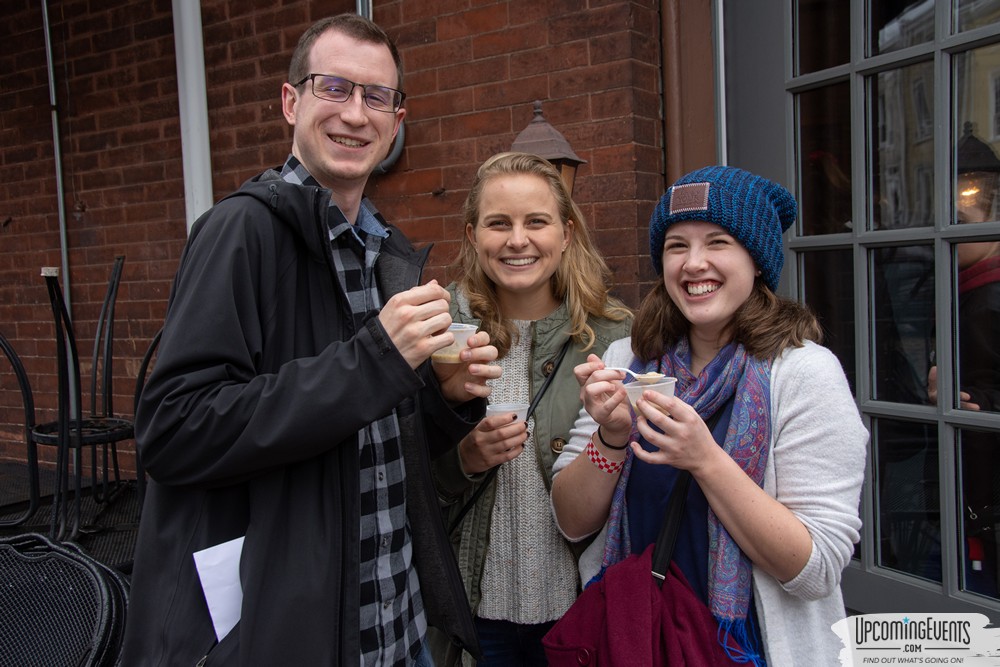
428,152,632,666
550,165,868,665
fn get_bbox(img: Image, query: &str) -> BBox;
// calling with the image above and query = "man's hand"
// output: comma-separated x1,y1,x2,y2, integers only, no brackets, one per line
433,331,500,404
378,280,454,369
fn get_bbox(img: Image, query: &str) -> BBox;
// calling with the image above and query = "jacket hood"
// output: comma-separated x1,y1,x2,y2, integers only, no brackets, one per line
217,169,332,262
220,169,430,274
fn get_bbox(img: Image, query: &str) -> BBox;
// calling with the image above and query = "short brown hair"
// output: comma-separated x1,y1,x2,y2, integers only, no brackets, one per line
288,14,404,91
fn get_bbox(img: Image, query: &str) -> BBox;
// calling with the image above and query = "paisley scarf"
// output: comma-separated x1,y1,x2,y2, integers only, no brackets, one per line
597,338,771,665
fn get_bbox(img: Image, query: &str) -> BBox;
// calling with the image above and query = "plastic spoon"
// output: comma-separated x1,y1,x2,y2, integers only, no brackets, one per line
606,367,666,384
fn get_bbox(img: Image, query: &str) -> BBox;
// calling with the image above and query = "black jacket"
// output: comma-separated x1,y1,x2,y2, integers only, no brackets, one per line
122,170,483,665
959,278,1000,412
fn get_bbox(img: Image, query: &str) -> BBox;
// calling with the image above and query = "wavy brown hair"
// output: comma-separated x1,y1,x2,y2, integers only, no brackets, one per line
631,278,822,363
451,152,631,358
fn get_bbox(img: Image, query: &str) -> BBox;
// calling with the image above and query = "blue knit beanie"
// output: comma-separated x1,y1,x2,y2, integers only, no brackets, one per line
649,165,797,291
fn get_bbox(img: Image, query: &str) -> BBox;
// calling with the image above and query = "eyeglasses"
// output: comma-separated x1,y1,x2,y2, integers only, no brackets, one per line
293,74,405,113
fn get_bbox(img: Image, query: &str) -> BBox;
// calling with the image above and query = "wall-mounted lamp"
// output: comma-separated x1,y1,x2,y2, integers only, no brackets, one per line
510,100,586,194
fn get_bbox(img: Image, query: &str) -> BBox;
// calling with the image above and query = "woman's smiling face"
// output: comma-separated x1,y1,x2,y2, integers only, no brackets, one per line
468,173,571,319
660,220,757,341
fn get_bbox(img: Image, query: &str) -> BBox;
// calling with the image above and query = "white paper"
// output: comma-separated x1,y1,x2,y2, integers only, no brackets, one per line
193,536,245,642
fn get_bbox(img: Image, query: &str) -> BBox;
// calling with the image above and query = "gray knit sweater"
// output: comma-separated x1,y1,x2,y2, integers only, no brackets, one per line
478,320,578,623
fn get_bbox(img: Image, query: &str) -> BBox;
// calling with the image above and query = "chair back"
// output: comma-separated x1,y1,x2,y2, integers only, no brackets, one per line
41,255,127,426
90,255,125,419
0,332,40,527
0,331,37,444
41,269,86,451
39,258,133,540
0,532,128,667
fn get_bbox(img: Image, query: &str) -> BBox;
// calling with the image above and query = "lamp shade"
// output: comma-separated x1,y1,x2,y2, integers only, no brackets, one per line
511,100,586,192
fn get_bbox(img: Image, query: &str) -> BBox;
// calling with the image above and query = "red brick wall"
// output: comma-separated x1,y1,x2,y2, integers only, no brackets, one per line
374,0,665,302
1,0,189,471
0,0,665,469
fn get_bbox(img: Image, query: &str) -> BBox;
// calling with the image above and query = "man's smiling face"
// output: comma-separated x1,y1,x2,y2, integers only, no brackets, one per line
282,28,404,194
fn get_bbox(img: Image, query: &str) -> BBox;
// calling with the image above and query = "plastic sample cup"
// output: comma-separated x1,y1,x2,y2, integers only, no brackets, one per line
624,377,677,412
485,402,530,422
431,323,478,363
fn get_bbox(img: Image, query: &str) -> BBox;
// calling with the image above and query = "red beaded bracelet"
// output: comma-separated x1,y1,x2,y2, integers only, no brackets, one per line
585,440,624,474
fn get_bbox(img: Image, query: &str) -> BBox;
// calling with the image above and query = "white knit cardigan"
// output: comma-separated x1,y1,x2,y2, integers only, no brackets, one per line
551,338,869,666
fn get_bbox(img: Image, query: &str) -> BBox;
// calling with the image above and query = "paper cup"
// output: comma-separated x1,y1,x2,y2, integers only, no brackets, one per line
431,323,478,363
624,377,677,412
485,402,530,422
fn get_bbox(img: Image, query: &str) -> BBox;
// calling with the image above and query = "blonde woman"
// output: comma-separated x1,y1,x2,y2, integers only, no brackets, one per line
431,152,631,666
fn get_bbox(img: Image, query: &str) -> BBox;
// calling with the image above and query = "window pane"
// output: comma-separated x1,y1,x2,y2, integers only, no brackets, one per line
958,427,1000,599
871,0,934,55
802,249,857,391
800,82,854,235
872,62,936,229
876,419,941,582
955,0,1000,33
872,246,936,404
955,240,1000,414
954,44,1000,229
795,0,850,74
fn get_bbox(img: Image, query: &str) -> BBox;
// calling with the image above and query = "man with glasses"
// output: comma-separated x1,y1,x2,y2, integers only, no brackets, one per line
123,14,494,666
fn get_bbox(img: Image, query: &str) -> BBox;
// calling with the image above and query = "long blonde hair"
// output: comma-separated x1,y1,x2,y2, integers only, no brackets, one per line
451,152,630,358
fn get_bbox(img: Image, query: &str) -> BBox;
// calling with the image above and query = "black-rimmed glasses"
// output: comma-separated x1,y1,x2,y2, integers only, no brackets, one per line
294,74,405,113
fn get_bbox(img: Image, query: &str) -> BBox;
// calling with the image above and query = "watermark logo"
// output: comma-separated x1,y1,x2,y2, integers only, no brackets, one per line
833,613,1000,665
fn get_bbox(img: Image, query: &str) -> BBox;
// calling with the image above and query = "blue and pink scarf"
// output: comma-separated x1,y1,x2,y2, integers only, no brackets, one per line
597,339,772,665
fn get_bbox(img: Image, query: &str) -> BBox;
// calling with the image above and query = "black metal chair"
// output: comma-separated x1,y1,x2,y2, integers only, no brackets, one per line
0,332,41,528
0,532,129,667
33,257,135,541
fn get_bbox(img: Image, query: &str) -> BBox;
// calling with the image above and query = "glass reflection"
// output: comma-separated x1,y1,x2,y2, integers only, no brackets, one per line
955,0,1000,33
795,0,849,74
876,419,940,582
952,107,1000,414
954,44,1000,228
958,428,1000,599
872,246,936,404
873,62,935,230
802,249,856,391
871,0,933,55
799,83,853,235
954,240,1000,414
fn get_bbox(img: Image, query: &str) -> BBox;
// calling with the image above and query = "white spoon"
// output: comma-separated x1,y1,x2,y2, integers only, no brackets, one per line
606,367,666,384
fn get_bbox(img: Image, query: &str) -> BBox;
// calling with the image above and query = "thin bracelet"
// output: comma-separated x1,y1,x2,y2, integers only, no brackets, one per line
596,426,628,451
585,440,624,474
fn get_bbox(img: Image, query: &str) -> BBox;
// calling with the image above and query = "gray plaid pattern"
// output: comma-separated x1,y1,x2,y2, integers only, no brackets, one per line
281,157,426,665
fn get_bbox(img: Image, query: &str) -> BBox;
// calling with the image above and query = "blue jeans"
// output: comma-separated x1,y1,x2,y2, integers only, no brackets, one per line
474,617,555,667
414,640,435,667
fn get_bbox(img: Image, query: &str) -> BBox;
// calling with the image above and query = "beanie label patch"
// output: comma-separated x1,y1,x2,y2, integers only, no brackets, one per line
669,182,710,214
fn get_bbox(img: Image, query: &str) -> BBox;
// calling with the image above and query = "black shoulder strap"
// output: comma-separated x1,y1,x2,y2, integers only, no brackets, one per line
447,338,573,536
650,395,735,587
